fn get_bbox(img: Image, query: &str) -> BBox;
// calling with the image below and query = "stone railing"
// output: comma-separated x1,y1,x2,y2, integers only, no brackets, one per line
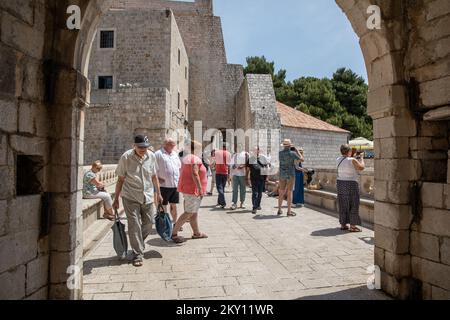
312,167,375,199
82,165,119,255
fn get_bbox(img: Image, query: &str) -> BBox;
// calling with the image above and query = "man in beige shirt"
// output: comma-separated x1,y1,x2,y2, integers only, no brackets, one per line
113,135,162,267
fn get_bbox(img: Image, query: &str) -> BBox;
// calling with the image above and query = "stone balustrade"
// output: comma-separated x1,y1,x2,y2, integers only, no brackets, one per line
82,164,118,188
312,167,375,199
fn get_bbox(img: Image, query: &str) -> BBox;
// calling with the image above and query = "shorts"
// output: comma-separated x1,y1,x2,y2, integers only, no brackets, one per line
183,194,203,213
279,177,295,191
161,187,180,205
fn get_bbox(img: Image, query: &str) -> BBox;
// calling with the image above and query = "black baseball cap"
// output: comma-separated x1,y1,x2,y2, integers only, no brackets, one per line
135,135,151,148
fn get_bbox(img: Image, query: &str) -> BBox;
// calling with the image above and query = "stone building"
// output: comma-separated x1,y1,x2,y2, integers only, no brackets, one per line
0,0,450,300
84,9,189,164
277,102,351,168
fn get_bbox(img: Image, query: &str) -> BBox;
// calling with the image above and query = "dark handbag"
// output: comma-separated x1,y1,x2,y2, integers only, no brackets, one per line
155,204,173,242
111,209,128,260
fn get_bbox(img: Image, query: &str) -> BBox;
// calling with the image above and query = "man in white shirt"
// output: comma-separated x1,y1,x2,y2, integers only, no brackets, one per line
155,138,182,224
230,144,249,210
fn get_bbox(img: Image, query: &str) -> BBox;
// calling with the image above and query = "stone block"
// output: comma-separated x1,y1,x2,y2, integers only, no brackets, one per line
367,85,407,119
25,286,48,300
377,137,409,159
441,237,450,266
8,195,41,233
415,208,450,237
373,115,417,139
431,286,450,300
421,183,444,209
409,137,433,151
0,230,38,274
0,200,7,237
0,45,19,97
49,247,83,285
375,247,385,270
0,99,18,133
0,0,34,24
418,121,448,137
427,0,450,20
374,202,412,230
384,252,411,278
374,159,421,181
1,11,44,60
412,257,450,290
0,166,14,199
420,76,450,109
374,224,409,254
18,101,36,134
50,218,82,252
411,231,440,262
21,58,45,101
26,254,49,296
9,135,48,158
0,265,26,300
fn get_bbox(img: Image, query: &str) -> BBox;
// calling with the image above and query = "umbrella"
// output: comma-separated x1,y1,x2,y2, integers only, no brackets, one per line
349,137,374,150
112,209,128,260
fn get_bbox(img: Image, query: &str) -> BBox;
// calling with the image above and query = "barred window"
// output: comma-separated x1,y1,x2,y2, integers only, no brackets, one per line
100,30,115,48
98,76,113,89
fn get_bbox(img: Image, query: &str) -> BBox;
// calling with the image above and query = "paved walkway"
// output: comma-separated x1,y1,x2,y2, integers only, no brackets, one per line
83,188,389,300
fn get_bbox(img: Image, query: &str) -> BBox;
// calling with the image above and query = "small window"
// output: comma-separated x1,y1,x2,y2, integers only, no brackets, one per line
98,76,113,89
177,92,181,110
100,30,115,49
178,49,181,65
16,155,44,196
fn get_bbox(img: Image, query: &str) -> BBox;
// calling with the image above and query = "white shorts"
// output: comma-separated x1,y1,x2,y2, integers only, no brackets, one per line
183,194,203,213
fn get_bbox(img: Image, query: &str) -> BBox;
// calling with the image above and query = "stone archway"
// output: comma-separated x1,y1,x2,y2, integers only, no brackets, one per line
43,0,448,300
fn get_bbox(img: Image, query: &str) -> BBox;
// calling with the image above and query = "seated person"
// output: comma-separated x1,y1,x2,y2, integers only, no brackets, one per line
83,160,114,221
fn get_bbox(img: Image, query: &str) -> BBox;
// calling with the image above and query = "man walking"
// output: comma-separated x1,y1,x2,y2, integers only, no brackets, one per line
215,143,231,209
155,138,182,226
230,144,249,210
247,147,269,214
277,139,302,217
113,135,162,267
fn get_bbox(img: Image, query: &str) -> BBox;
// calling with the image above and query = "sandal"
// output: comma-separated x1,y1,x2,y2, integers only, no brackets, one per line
132,258,143,267
277,210,283,216
287,212,297,217
341,226,349,231
192,233,208,240
172,235,186,244
349,226,362,233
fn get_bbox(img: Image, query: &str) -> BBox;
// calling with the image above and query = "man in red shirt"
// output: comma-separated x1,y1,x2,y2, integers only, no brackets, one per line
214,143,231,209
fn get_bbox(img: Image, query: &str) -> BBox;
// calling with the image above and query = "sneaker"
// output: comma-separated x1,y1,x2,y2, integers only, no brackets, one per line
240,203,246,209
257,207,262,211
252,209,257,214
230,203,237,210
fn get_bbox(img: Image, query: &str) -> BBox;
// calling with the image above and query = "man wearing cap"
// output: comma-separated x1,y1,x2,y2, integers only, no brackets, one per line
113,135,163,267
277,139,302,217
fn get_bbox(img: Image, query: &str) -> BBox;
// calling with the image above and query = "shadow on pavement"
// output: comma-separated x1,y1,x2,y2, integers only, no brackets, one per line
310,228,348,237
83,256,129,275
359,236,374,245
296,285,390,300
253,215,286,220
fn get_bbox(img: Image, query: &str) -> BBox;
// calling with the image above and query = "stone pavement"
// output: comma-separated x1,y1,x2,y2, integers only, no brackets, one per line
83,188,390,300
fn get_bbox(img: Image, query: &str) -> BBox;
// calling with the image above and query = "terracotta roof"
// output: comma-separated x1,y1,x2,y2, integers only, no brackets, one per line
277,101,350,134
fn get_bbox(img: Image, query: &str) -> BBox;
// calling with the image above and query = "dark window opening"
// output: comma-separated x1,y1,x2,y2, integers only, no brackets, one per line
100,30,115,49
99,76,113,89
177,92,181,110
178,49,181,65
16,155,44,196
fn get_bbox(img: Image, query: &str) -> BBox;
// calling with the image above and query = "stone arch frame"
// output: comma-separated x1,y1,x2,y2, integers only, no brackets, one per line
50,0,411,299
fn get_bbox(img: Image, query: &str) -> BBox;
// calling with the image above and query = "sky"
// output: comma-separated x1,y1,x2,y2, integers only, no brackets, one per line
212,0,368,82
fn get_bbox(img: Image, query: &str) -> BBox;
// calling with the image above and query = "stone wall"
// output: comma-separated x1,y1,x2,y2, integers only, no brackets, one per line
282,127,350,169
84,88,170,165
0,0,50,300
235,74,281,155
